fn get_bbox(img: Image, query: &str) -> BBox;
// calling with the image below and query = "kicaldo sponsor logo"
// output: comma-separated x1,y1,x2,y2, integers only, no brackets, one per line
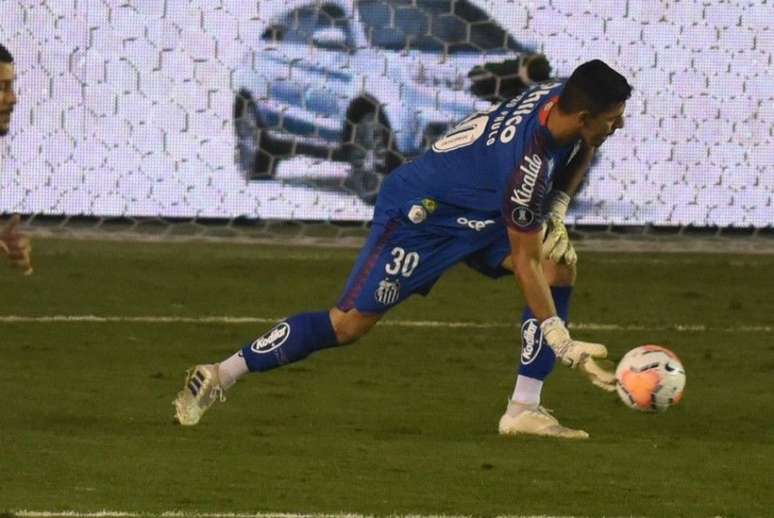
520,318,543,365
510,154,542,205
250,322,290,354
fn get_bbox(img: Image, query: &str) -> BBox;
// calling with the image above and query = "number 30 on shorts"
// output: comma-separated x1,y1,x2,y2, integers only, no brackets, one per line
385,247,420,277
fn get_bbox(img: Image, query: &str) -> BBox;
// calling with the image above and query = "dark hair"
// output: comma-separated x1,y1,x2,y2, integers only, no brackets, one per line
0,43,13,64
559,60,632,116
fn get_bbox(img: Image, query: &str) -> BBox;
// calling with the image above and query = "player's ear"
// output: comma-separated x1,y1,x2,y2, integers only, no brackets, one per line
577,110,593,127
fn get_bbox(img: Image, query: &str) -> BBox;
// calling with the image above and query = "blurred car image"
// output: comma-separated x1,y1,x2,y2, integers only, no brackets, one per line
234,0,550,203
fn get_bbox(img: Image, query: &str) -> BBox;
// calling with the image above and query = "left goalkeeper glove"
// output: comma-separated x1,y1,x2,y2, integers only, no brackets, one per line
578,356,617,392
542,190,577,266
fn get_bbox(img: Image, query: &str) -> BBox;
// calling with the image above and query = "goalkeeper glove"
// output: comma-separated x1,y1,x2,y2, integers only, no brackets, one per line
1,215,33,275
540,316,616,391
542,190,577,266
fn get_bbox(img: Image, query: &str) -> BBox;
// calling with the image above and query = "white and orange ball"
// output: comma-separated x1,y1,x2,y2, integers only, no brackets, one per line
615,345,686,412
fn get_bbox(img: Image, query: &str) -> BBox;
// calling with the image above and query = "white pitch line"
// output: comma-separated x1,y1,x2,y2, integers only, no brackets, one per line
12,512,586,518
0,315,279,324
14,513,377,518
0,315,770,333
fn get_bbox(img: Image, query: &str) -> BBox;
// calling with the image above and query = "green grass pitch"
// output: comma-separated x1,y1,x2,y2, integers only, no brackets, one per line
1,238,772,517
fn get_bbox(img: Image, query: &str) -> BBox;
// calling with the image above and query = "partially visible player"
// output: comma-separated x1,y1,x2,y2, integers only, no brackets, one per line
174,60,632,438
0,44,15,138
0,43,32,275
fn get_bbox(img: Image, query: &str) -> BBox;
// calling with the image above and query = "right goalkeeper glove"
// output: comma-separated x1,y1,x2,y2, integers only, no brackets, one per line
540,316,615,391
542,191,577,266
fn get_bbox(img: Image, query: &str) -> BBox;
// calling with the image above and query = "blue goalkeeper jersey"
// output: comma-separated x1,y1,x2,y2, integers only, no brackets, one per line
379,80,582,234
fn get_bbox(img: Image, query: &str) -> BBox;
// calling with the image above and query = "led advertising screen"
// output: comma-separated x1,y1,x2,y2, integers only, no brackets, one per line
0,1,771,226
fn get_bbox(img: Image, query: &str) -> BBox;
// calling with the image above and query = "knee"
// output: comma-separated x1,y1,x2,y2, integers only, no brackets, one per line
329,307,381,345
543,259,577,286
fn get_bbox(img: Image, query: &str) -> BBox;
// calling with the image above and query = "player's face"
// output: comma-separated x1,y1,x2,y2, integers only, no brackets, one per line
580,102,626,148
0,63,17,137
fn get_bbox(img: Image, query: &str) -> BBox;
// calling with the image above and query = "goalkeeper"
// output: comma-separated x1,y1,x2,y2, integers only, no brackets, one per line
175,60,632,439
0,43,32,275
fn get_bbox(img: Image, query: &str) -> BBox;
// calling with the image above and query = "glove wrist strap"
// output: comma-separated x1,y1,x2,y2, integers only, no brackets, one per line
540,315,564,329
540,316,570,358
548,190,571,219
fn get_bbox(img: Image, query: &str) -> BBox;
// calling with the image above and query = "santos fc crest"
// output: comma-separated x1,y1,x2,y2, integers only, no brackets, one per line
375,278,400,305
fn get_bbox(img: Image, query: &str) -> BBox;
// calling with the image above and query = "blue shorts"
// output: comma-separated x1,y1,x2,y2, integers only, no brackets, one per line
336,198,511,314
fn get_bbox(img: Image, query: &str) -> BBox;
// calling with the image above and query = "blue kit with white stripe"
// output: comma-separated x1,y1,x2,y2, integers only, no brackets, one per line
337,80,582,313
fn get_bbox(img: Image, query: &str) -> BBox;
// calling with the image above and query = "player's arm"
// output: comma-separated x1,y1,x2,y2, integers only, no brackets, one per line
542,143,595,265
553,141,595,198
507,225,556,321
504,149,613,389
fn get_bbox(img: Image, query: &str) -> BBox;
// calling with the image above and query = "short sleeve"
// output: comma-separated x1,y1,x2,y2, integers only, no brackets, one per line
502,133,550,232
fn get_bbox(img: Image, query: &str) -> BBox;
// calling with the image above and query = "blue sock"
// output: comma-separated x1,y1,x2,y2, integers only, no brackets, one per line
518,286,573,380
524,286,572,323
240,311,339,372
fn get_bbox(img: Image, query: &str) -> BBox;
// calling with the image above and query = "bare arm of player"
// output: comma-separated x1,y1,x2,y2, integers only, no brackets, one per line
507,225,556,321
553,142,595,197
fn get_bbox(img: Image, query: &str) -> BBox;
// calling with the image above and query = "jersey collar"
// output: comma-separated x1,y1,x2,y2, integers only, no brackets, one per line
539,96,559,127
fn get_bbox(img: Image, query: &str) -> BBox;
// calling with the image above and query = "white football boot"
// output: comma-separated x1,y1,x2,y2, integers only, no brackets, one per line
173,364,225,426
498,401,589,439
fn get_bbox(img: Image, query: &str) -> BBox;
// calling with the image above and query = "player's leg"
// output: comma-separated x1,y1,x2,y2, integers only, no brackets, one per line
220,307,381,383
503,254,575,407
498,257,588,438
172,218,400,426
464,234,587,438
214,217,471,391
174,308,381,426
173,214,453,426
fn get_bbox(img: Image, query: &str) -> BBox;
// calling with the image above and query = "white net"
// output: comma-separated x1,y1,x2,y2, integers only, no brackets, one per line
0,0,772,236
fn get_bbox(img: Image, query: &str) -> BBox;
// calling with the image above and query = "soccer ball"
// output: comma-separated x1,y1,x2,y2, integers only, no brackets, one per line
615,345,686,412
